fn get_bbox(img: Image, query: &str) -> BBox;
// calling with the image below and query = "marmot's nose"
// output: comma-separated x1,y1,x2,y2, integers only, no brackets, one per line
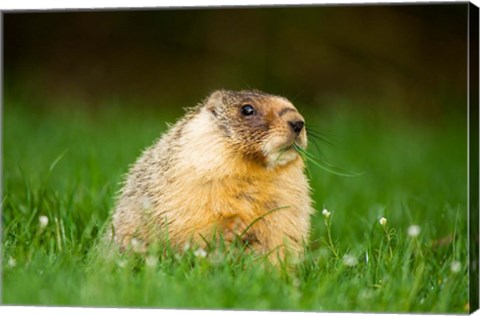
289,120,304,135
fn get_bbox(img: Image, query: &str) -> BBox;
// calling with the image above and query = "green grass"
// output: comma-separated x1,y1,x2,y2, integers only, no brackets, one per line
2,99,469,312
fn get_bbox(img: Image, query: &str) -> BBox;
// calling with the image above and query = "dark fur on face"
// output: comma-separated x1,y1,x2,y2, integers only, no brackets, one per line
204,90,306,167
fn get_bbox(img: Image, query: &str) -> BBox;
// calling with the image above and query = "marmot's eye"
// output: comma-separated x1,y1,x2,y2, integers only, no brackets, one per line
241,104,256,116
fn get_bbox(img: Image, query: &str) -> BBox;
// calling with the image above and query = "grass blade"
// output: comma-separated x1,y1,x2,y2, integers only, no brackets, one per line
294,144,364,177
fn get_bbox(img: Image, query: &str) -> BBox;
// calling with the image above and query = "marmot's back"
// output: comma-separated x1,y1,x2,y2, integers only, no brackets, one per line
109,90,313,260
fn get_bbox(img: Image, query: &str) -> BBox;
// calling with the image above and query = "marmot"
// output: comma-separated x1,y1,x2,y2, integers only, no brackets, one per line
108,89,313,261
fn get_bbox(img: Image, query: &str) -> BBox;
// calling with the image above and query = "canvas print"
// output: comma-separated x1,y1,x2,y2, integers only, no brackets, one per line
2,3,479,313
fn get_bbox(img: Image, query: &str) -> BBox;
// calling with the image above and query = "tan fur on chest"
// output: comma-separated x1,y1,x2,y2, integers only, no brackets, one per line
147,155,311,256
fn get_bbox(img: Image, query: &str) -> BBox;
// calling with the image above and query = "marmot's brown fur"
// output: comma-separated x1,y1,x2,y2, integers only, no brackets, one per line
108,90,313,261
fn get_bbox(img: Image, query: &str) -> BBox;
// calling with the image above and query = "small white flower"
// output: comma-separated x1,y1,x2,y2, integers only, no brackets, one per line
131,238,141,248
130,238,146,253
183,242,191,252
39,215,49,228
408,225,421,237
145,255,158,267
379,217,387,226
343,254,358,267
8,257,17,267
451,261,461,273
322,208,331,218
194,248,207,258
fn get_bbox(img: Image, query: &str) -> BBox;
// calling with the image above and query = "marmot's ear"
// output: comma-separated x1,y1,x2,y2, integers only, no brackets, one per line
209,90,225,102
205,90,224,114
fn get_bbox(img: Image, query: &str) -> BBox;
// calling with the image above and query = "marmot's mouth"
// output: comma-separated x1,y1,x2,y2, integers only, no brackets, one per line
262,134,307,167
278,138,305,152
278,143,295,153
293,136,307,149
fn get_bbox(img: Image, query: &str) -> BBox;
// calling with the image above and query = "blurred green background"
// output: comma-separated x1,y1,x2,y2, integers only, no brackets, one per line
4,4,467,116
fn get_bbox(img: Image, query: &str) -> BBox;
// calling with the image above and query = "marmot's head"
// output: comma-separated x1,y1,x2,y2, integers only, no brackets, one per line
204,89,307,168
